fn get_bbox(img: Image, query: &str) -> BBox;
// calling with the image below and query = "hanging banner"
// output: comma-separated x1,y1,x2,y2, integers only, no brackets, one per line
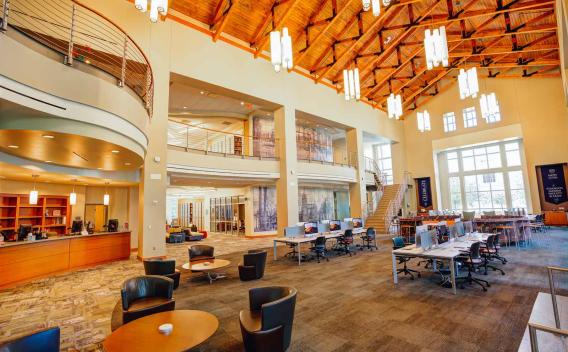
415,177,433,210
540,164,568,205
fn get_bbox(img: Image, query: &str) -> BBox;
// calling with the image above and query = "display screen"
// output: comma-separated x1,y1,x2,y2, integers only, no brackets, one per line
304,222,319,234
329,220,341,231
352,218,363,228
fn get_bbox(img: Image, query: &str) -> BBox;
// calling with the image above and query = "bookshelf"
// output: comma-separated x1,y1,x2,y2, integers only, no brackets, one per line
0,194,71,241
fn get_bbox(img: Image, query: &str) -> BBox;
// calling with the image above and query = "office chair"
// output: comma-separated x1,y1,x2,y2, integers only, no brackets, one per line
480,235,505,276
360,227,378,251
492,233,507,264
309,236,329,263
456,242,490,291
392,237,420,280
336,229,356,256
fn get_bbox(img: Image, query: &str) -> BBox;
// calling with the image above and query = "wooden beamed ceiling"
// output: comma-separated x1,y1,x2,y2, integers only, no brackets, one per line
167,0,559,116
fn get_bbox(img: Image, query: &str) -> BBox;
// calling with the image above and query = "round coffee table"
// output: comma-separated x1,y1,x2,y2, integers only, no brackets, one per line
103,310,218,352
182,259,231,284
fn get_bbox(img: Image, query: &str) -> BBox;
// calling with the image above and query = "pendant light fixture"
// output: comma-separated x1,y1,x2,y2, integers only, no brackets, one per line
343,67,361,101
387,93,403,120
69,179,77,206
103,182,110,206
29,174,39,205
458,67,479,100
362,0,381,16
424,26,449,70
417,110,431,132
134,0,167,23
479,92,500,122
270,27,293,73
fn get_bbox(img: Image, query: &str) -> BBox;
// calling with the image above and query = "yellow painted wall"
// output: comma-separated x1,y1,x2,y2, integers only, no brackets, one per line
403,77,568,213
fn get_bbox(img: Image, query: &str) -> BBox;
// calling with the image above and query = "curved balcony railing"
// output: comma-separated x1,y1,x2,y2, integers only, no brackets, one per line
0,0,154,117
168,120,280,160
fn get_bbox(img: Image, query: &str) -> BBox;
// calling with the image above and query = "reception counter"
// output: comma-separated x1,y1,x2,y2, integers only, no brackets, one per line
0,231,131,287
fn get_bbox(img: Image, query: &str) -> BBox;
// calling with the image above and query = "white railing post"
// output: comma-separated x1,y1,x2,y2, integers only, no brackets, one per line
119,37,128,87
185,126,189,151
66,3,76,65
1,0,9,32
205,131,209,154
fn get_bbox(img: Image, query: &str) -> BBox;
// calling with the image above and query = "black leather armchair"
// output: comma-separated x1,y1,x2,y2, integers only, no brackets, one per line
189,245,215,262
121,275,175,324
238,250,267,281
0,327,60,352
239,286,297,352
143,258,181,289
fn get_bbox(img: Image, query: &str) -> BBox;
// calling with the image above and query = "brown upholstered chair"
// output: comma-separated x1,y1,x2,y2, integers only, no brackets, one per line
121,276,175,324
188,245,215,263
143,258,181,289
238,250,267,281
239,286,297,352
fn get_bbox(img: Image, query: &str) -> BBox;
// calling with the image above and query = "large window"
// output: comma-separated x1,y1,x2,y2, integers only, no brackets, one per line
375,143,394,185
443,112,457,132
439,140,528,214
463,107,477,128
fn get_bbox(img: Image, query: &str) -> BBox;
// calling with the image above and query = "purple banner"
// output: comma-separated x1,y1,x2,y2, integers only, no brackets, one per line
416,177,433,209
540,164,568,205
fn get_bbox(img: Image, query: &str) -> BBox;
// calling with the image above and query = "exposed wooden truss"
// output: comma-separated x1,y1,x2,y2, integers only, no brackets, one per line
166,0,560,116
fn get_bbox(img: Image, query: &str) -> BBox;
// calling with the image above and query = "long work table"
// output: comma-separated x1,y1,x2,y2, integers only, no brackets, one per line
273,228,367,266
0,231,131,287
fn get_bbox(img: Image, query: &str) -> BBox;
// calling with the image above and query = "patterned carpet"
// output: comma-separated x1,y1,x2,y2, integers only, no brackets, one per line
0,230,567,351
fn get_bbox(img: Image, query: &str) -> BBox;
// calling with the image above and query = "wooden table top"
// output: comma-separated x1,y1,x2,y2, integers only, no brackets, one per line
182,259,231,271
103,310,218,352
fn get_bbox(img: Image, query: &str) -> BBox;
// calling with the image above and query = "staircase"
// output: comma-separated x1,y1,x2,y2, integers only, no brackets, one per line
365,172,411,235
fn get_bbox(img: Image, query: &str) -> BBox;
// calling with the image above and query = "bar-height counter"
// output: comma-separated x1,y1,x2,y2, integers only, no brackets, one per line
0,231,131,287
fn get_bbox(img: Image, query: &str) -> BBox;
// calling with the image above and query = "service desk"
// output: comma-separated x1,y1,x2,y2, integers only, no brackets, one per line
544,211,568,226
0,231,131,287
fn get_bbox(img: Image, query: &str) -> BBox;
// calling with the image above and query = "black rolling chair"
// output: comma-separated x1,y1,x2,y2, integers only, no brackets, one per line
0,327,60,352
336,229,356,256
121,275,175,324
309,236,329,263
143,258,181,289
456,242,490,291
189,245,215,262
392,236,420,280
493,233,507,264
360,227,378,251
239,250,267,281
239,286,297,352
480,235,505,276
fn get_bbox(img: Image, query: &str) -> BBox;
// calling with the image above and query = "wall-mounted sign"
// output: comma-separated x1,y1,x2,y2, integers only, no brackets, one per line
415,177,433,210
540,164,568,205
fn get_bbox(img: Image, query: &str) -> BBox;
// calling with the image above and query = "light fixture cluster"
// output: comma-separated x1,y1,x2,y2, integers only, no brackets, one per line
343,68,361,101
417,110,431,133
134,0,168,23
480,93,500,122
270,28,293,73
29,175,39,205
424,26,449,70
362,0,380,16
387,93,403,120
458,67,479,100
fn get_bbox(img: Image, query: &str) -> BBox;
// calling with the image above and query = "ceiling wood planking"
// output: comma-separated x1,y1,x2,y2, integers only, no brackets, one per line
162,0,559,114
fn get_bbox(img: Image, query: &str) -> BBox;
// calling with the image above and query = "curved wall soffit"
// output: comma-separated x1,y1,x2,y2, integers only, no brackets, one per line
167,164,280,179
297,172,356,183
169,111,249,120
0,115,146,159
0,152,140,183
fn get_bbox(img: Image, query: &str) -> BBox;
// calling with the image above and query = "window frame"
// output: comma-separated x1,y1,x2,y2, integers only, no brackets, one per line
443,112,457,133
462,107,478,129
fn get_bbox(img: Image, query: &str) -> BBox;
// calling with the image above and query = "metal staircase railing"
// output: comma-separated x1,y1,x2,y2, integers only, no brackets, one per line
383,171,412,234
0,0,154,117
363,157,387,219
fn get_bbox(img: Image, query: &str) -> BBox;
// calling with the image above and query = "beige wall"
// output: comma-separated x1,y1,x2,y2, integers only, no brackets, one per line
403,77,568,213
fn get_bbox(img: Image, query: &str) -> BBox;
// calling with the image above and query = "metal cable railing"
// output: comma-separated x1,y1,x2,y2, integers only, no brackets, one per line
168,120,280,160
1,0,154,118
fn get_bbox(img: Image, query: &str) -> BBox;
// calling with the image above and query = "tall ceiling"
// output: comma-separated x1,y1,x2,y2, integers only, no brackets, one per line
165,0,559,116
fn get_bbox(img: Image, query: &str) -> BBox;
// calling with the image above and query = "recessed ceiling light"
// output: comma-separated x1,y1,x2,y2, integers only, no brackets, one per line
97,167,103,170
111,150,120,154
42,134,55,139
240,102,245,106
45,160,53,163
183,106,188,109
200,91,205,95
7,145,18,149
124,162,131,166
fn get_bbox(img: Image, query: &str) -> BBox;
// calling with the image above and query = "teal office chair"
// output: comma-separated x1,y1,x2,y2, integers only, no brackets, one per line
392,237,420,280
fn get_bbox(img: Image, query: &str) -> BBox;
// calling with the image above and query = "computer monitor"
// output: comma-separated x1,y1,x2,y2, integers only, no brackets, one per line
317,222,330,234
284,225,303,237
71,220,83,234
107,219,119,232
352,218,363,228
455,222,465,237
304,222,318,235
18,224,32,241
329,220,341,231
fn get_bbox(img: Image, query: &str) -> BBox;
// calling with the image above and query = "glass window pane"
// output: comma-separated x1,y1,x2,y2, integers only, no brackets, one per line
479,191,492,208
487,153,502,169
475,155,488,170
505,142,519,151
493,173,505,190
466,192,479,209
381,144,391,158
449,177,461,193
508,171,524,190
464,175,477,193
506,150,521,166
491,191,506,209
511,190,527,208
448,159,459,173
477,174,491,191
462,150,473,157
474,148,486,156
487,145,500,153
447,151,458,160
463,156,475,171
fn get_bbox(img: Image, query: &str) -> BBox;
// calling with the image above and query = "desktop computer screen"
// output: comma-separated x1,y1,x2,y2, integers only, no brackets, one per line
329,220,341,231
71,220,83,233
304,222,318,235
352,218,363,228
18,224,32,241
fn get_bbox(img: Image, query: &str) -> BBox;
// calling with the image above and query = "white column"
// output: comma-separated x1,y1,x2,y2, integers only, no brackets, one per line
346,128,366,218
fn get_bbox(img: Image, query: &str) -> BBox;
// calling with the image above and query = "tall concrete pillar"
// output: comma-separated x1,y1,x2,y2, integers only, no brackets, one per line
346,128,366,218
137,23,171,259
274,106,299,235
